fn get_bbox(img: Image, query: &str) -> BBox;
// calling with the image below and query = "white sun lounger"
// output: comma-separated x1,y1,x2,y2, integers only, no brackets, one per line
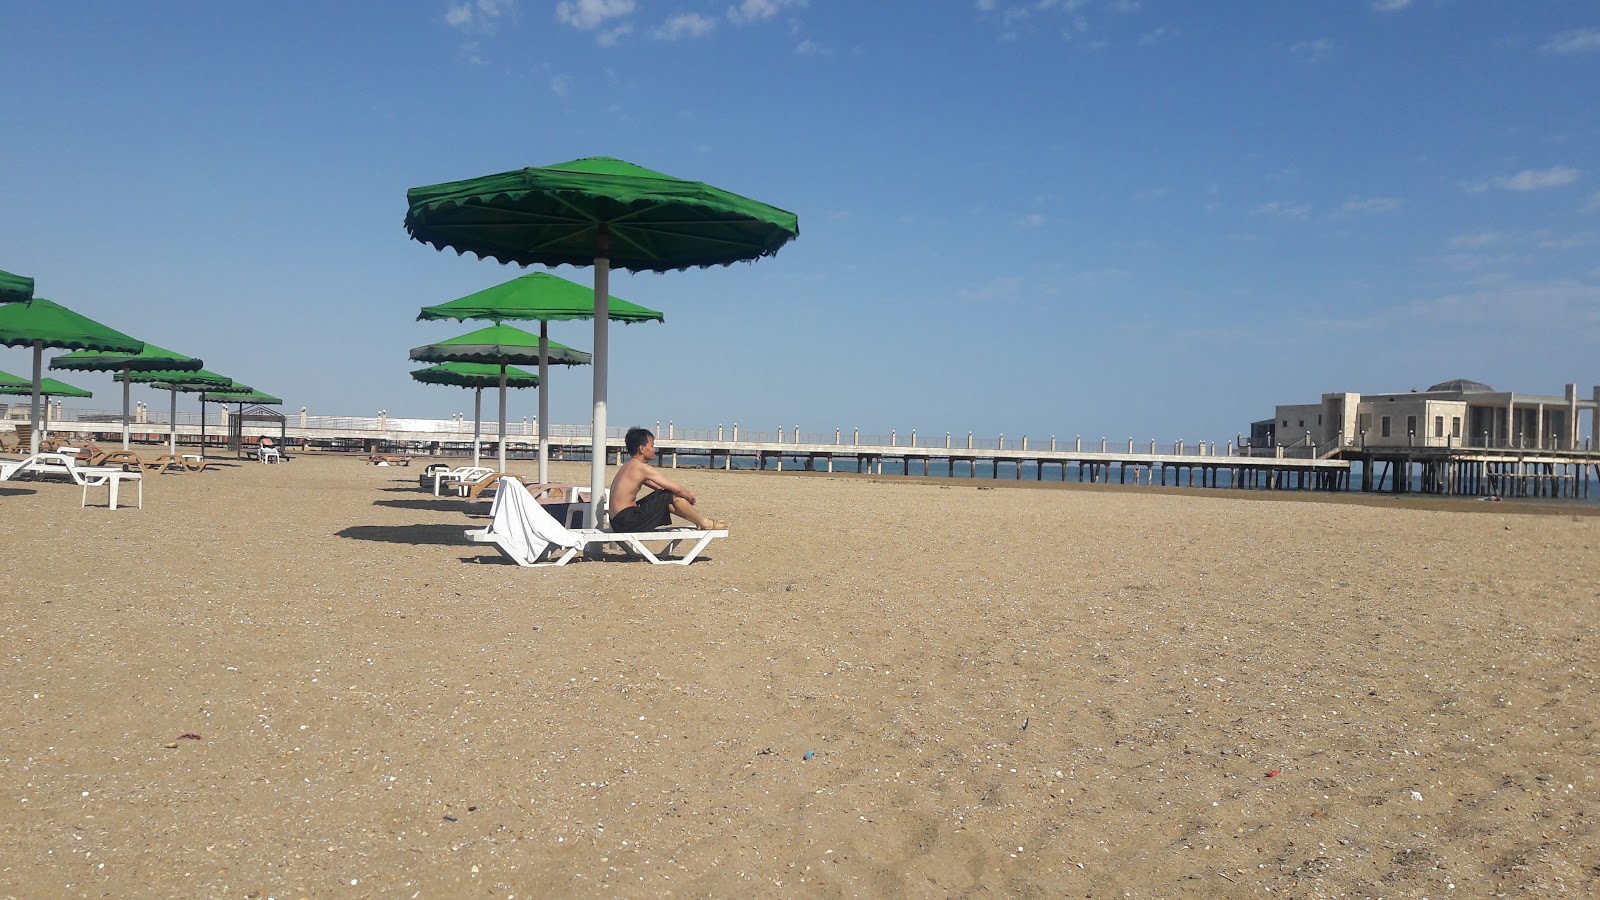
434,465,495,496
465,478,726,567
2,452,84,482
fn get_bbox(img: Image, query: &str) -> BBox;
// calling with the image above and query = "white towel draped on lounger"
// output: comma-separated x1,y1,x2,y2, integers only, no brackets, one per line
483,477,584,565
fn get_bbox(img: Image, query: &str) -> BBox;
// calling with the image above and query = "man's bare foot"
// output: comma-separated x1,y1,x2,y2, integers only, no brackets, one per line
705,519,730,531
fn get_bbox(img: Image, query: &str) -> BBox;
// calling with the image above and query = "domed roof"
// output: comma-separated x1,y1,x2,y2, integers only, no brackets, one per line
1427,378,1494,393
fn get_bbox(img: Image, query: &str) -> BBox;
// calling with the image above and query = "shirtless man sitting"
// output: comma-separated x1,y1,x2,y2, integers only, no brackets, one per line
608,427,728,532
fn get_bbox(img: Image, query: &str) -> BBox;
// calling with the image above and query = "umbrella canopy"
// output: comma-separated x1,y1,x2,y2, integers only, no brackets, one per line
409,324,591,367
0,297,143,454
405,156,798,524
412,361,539,468
404,156,798,271
411,326,590,472
417,272,665,324
417,271,663,482
0,368,28,389
0,376,91,399
0,298,144,353
199,387,280,458
410,360,540,389
201,389,282,405
0,268,34,303
116,367,239,455
52,342,205,450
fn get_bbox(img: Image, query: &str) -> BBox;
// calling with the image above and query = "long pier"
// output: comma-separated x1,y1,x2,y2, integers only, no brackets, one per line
20,416,1600,500
30,419,1353,491
1340,446,1597,500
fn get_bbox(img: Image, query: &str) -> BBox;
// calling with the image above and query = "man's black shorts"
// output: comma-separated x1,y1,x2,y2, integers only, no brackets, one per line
611,489,673,532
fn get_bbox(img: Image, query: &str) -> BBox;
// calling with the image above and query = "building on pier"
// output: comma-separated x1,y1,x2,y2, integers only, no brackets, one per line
1253,379,1599,452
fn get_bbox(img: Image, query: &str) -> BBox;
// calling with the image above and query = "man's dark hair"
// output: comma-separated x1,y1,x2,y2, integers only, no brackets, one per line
625,427,654,456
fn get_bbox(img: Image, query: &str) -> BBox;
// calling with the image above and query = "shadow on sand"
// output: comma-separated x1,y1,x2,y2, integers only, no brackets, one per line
335,523,467,546
372,498,475,514
0,486,39,497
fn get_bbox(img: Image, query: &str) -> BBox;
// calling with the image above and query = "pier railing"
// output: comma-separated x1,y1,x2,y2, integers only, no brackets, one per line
17,404,1595,457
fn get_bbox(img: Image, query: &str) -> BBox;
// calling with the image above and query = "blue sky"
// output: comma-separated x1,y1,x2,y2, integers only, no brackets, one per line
2,1,1597,443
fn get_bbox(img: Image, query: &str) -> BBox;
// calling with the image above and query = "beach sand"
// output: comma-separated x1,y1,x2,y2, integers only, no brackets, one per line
1,453,1596,897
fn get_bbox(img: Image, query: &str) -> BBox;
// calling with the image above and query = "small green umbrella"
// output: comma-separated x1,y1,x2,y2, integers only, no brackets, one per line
201,389,282,405
199,385,276,457
412,361,539,468
405,156,797,524
410,325,590,473
52,343,205,450
0,376,91,399
418,272,664,482
0,369,28,389
0,297,143,455
0,268,34,303
116,367,237,455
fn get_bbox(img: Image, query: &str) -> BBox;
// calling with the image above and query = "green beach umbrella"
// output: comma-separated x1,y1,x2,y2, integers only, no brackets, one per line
52,342,205,450
0,268,34,303
116,367,237,456
418,271,664,482
0,376,92,399
405,156,797,525
199,385,276,458
410,325,590,473
201,388,282,405
412,361,539,468
0,297,143,455
0,368,28,389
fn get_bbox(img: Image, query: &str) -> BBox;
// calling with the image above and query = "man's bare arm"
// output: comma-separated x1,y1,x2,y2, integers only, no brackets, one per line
640,464,696,504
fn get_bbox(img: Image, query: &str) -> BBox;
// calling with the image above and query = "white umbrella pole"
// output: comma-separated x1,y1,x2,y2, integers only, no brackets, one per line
590,256,610,528
472,387,482,468
28,341,43,456
497,364,508,473
538,321,550,485
169,387,178,455
121,369,131,450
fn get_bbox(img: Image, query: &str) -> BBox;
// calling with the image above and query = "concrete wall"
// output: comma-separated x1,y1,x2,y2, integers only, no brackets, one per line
1272,403,1324,447
1356,399,1468,448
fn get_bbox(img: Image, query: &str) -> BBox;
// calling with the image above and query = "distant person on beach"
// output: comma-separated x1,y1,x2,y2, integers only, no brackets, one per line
608,427,728,532
260,435,274,449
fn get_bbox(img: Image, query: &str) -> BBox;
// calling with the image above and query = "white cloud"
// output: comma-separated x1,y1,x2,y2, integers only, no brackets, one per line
550,74,573,96
1289,38,1333,64
1404,278,1600,332
654,13,715,40
1251,201,1311,220
794,39,830,56
597,24,632,46
1541,29,1600,55
1371,0,1410,11
727,0,806,26
1137,26,1173,46
1341,196,1402,213
1537,232,1594,250
556,0,634,30
975,0,997,11
1449,232,1500,249
1017,213,1048,228
446,0,516,32
1489,167,1582,191
957,275,1025,303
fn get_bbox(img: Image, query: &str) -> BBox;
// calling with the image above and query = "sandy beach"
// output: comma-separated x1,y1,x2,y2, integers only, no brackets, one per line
1,452,1596,898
